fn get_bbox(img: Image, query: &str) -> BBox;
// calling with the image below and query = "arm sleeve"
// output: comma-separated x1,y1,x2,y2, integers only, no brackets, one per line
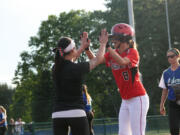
126,48,139,68
159,73,167,89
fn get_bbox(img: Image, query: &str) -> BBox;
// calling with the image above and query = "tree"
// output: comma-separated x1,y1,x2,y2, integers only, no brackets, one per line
31,70,53,122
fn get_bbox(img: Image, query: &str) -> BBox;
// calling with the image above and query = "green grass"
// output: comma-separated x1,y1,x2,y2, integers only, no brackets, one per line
146,131,170,135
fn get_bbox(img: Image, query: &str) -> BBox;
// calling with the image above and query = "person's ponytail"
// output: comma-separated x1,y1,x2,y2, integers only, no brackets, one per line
82,85,91,105
52,37,72,81
128,39,137,49
53,48,64,81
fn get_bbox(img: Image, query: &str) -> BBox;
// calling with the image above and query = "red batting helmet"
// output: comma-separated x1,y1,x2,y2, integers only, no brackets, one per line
109,23,135,38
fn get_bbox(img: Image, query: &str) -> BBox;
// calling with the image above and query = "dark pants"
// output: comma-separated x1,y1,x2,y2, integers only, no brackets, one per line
168,101,180,135
53,117,90,135
0,126,7,135
86,111,94,135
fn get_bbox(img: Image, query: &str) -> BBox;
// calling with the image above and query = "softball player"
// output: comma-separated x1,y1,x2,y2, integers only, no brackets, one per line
159,48,180,135
82,84,94,135
0,106,7,135
52,29,108,135
85,23,149,135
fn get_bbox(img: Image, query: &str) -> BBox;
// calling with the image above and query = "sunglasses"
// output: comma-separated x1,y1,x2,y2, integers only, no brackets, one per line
167,54,176,59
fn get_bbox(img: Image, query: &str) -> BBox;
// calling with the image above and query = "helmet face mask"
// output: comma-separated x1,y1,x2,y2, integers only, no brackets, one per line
110,34,132,43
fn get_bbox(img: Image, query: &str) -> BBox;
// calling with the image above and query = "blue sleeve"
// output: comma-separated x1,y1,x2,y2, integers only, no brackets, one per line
83,93,87,105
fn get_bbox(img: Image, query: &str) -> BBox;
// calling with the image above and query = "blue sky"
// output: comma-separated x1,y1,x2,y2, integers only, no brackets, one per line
0,0,106,87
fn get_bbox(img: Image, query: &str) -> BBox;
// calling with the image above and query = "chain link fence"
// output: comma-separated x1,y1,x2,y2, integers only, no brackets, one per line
7,115,171,135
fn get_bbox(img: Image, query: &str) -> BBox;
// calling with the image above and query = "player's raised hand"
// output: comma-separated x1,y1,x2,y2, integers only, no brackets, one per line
99,29,108,46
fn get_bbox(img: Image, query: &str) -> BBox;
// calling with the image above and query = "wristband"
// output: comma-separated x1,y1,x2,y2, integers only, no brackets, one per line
85,47,90,51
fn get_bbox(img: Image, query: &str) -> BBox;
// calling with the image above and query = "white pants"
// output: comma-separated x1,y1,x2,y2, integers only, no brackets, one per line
118,94,149,135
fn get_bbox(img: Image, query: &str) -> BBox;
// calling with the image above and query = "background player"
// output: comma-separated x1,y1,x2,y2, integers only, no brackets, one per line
0,106,7,135
159,48,180,135
82,84,95,135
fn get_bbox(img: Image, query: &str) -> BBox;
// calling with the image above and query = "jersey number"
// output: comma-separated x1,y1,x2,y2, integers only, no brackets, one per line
122,71,129,81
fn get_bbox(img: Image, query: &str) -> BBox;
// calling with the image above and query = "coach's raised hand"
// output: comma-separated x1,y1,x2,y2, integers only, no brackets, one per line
80,32,90,50
75,32,90,60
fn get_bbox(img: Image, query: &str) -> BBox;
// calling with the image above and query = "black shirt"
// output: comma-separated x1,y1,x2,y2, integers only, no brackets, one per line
53,60,90,112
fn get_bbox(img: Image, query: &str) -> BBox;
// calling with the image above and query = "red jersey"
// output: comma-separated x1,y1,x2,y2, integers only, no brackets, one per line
104,48,146,99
